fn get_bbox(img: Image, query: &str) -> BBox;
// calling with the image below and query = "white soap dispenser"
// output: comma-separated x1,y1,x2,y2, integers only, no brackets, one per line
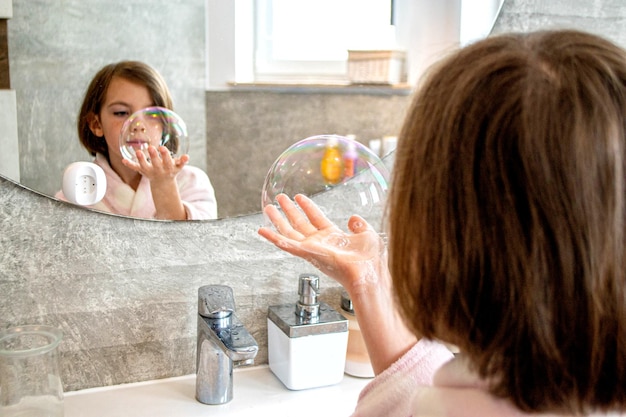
267,273,348,390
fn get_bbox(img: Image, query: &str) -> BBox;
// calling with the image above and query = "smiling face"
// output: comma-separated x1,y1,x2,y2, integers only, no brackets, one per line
88,76,155,162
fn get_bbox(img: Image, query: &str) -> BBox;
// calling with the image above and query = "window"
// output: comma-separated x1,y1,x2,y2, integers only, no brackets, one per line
254,0,393,83
205,0,504,89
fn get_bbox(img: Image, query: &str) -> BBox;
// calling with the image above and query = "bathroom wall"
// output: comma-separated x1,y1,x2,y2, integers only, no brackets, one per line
205,89,410,218
2,0,626,394
491,0,626,45
0,174,357,392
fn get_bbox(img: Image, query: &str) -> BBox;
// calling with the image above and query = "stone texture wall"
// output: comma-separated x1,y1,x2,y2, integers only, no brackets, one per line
492,0,626,46
0,175,346,391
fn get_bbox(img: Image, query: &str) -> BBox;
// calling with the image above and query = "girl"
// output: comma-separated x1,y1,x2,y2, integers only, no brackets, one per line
259,30,626,416
57,61,217,220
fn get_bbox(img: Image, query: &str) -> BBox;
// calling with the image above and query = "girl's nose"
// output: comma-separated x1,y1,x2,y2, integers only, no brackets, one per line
130,119,147,135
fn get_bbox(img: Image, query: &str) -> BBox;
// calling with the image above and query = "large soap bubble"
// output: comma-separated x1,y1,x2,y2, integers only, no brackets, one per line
119,106,189,162
261,134,390,229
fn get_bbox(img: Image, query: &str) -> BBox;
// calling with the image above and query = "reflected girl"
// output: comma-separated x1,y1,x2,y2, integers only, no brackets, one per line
56,61,217,220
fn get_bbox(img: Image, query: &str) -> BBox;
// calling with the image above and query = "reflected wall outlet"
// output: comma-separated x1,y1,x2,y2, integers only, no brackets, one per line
62,162,106,206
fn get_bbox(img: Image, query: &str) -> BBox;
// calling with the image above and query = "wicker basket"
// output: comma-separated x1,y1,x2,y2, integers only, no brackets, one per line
347,50,406,85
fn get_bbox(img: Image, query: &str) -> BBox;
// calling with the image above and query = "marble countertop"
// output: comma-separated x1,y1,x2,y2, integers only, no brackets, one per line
64,365,372,417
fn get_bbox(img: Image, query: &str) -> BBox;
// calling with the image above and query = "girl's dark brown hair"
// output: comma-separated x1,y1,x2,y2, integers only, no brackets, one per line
389,30,626,413
77,61,174,157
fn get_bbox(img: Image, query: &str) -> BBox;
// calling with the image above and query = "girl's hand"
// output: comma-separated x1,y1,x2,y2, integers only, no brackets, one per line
122,145,189,220
122,145,189,182
258,193,388,296
259,193,419,374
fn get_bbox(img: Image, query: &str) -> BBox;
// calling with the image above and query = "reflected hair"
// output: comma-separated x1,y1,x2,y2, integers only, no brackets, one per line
77,61,174,157
388,30,626,413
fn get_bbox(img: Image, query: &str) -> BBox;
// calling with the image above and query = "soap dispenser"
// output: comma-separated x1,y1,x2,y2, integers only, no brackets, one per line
340,290,375,378
267,273,348,390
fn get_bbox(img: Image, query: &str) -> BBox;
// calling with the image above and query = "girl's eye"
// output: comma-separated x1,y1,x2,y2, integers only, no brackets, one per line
113,111,130,117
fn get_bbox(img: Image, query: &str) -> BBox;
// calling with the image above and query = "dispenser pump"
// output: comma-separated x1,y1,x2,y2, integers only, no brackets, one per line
296,273,320,320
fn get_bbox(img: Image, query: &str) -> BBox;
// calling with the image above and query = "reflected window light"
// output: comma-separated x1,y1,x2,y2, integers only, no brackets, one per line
460,0,504,46
255,0,393,82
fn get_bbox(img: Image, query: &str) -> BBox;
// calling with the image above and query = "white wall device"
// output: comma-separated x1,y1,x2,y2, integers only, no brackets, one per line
62,162,106,206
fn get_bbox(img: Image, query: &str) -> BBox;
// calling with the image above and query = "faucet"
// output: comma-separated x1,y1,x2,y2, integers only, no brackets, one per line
196,285,259,405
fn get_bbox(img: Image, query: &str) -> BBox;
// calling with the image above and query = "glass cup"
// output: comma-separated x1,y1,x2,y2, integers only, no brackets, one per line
0,325,64,417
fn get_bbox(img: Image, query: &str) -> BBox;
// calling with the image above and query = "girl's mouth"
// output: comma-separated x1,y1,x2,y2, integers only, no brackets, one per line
126,140,149,149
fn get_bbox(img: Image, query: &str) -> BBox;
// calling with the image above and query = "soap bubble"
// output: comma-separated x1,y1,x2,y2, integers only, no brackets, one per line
261,134,390,229
119,106,189,162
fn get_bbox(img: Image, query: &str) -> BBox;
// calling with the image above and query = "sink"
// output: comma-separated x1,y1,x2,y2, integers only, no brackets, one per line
64,365,372,417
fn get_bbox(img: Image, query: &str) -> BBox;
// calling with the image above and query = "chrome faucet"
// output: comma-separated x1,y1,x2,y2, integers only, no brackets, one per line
196,285,259,405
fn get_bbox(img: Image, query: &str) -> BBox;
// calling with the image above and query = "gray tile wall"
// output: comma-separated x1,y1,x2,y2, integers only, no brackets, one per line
0,169,384,391
205,89,409,218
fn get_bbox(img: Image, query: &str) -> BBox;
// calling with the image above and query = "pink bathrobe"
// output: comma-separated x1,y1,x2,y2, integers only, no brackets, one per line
351,340,625,417
56,153,218,220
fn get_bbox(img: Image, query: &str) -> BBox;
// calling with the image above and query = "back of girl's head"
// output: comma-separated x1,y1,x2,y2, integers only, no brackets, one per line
77,61,173,156
389,29,626,413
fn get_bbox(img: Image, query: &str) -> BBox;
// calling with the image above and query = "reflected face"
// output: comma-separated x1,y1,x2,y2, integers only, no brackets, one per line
89,76,155,162
124,112,164,153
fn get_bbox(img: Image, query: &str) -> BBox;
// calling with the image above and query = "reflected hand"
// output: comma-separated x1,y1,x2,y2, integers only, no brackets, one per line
122,145,189,183
121,145,189,220
258,193,388,295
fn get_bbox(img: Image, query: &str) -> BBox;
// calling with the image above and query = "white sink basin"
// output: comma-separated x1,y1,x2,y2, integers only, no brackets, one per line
64,365,371,417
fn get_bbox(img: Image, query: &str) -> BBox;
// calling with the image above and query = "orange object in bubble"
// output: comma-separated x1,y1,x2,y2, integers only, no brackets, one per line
320,136,343,184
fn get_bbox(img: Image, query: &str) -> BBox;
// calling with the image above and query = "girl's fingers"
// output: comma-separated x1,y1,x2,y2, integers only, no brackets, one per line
262,203,305,241
135,146,156,170
294,194,334,231
158,146,173,169
257,226,306,258
121,157,140,170
348,214,373,234
174,154,190,168
275,194,318,236
159,146,187,172
257,225,282,246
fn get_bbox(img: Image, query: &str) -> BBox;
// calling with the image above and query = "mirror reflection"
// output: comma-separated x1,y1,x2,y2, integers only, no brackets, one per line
3,0,504,220
53,62,217,220
6,0,210,220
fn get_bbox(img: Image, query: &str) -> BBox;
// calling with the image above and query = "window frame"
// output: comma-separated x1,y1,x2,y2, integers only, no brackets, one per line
205,0,504,90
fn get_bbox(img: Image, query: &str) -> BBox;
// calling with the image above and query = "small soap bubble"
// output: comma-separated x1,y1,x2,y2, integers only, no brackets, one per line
119,106,189,162
261,134,390,229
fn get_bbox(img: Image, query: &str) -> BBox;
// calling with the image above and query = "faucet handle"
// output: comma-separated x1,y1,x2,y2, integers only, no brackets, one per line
218,316,259,365
198,285,236,318
197,285,259,367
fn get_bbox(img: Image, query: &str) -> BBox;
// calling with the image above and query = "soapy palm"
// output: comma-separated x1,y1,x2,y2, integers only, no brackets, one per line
258,193,387,291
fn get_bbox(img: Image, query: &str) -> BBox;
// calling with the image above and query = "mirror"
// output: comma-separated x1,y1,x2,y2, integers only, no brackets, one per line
6,0,208,214
3,0,504,220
